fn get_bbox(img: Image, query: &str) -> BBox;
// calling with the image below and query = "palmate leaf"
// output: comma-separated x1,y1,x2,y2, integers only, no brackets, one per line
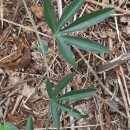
56,37,76,66
55,102,86,119
53,73,75,97
60,8,114,34
43,0,57,33
57,0,85,31
25,116,34,130
62,35,109,52
56,88,97,101
46,78,53,99
50,101,60,130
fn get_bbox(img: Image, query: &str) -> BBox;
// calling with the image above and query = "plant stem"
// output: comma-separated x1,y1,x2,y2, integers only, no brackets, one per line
21,0,49,78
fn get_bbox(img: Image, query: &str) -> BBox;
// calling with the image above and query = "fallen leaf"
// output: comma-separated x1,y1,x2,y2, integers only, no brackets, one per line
0,37,31,69
30,4,43,19
105,30,116,38
7,113,26,124
22,84,35,97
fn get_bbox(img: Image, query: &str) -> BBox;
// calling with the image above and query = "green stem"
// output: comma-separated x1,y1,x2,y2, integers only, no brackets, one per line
22,0,49,78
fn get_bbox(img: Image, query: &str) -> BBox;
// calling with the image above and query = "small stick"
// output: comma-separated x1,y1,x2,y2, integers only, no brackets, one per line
0,18,51,38
0,0,3,28
75,47,124,107
57,0,62,19
97,53,130,73
96,94,130,120
86,0,130,15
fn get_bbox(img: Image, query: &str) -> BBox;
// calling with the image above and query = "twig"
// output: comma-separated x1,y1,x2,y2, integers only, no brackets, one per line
0,0,3,28
74,47,124,107
86,0,130,15
117,73,130,127
57,0,62,19
0,76,43,93
111,0,121,42
0,0,21,44
119,67,130,106
0,51,17,62
119,66,130,128
3,97,10,120
0,69,6,91
11,95,23,114
96,94,130,120
34,120,119,130
0,18,51,38
94,97,104,130
23,76,45,105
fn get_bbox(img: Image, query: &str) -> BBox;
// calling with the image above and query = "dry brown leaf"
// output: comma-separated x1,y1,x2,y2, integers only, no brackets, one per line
102,0,109,4
38,82,48,98
8,73,21,86
22,84,35,97
105,30,116,38
114,42,122,56
126,26,130,36
0,37,31,69
7,113,26,124
30,4,43,19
